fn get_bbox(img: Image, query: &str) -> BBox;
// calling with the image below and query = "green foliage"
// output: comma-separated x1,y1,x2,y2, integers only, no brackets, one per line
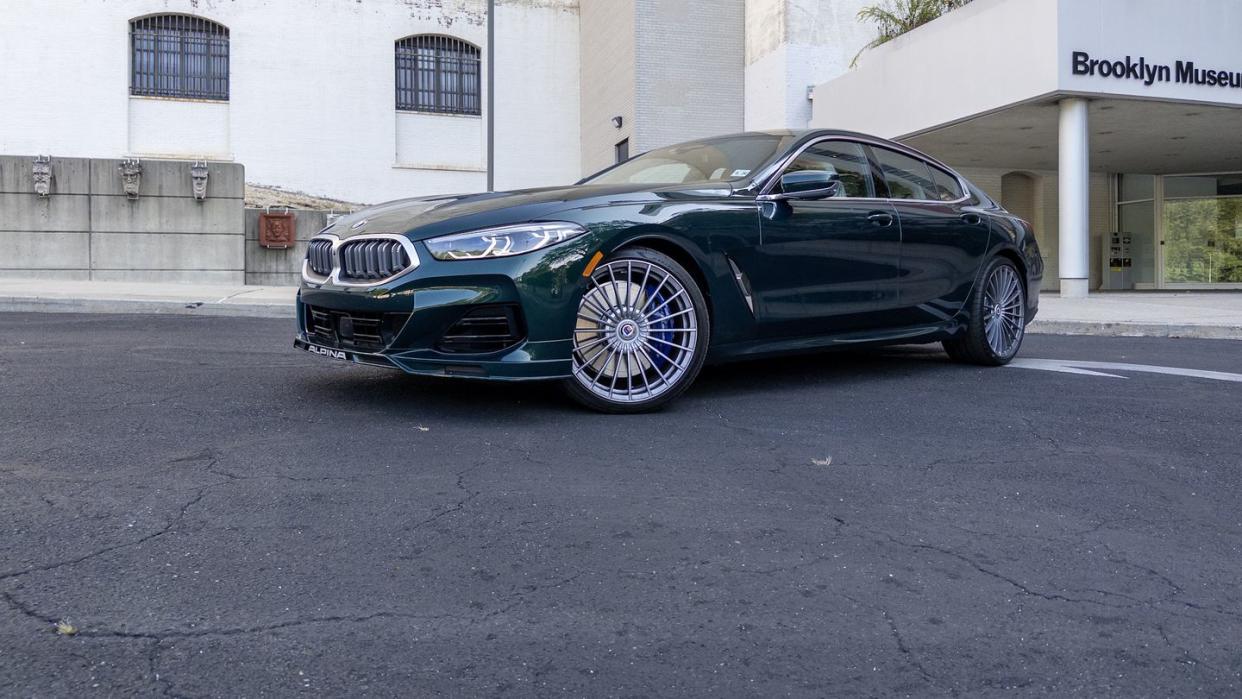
852,0,974,67
1163,199,1242,284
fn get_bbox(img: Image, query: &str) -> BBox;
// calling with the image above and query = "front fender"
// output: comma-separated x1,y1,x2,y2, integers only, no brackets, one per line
560,199,761,347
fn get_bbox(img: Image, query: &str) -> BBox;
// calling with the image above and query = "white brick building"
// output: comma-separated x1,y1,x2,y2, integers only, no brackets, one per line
0,0,873,204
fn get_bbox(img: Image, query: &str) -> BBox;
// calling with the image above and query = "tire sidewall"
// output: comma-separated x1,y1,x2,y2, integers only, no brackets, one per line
973,257,1026,364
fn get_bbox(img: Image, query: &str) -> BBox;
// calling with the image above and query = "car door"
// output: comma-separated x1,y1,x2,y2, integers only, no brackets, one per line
740,139,901,337
867,145,991,327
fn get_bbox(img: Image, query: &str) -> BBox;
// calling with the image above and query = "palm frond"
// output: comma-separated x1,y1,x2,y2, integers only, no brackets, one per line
851,0,973,68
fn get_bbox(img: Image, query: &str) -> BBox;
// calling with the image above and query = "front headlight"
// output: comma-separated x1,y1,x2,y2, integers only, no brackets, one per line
424,222,587,261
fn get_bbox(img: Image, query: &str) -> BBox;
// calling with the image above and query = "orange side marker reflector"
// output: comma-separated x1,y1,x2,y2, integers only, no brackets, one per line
582,251,604,277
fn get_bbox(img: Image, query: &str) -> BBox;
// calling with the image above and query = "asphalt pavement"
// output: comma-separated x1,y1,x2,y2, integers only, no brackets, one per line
1,312,1240,697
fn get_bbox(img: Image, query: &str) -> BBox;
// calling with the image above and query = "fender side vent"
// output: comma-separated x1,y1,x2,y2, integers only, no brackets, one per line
726,256,755,315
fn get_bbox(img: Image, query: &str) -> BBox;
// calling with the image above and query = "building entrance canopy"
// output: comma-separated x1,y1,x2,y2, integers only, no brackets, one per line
811,0,1242,294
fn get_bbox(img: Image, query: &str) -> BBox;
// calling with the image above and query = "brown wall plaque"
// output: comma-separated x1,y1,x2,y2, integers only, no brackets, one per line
258,212,296,249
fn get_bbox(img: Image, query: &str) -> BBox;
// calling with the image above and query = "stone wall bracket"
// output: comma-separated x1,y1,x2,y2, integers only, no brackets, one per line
190,160,209,202
119,158,142,200
32,155,52,197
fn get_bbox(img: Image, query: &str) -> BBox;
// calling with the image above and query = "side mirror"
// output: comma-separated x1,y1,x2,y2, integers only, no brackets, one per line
759,171,841,202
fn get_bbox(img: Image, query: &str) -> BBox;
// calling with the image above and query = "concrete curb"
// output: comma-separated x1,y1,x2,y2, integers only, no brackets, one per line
3,296,1241,340
0,296,292,319
1027,319,1242,340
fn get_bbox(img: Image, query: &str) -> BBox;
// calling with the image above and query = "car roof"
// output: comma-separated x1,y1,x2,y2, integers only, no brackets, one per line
744,129,932,158
738,129,958,174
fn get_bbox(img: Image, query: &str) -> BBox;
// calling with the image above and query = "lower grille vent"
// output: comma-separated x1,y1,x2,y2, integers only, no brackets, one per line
436,305,525,354
304,305,410,351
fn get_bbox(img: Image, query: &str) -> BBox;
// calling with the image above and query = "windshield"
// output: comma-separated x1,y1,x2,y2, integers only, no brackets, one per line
583,134,789,186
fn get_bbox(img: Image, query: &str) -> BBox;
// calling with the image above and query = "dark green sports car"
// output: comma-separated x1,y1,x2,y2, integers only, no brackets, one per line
295,130,1042,412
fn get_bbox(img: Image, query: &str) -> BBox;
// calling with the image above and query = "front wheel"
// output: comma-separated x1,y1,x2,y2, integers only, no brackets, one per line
562,247,710,413
943,257,1027,365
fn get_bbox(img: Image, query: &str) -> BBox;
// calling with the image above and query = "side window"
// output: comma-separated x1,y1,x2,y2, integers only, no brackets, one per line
781,141,873,198
929,166,965,202
873,147,936,200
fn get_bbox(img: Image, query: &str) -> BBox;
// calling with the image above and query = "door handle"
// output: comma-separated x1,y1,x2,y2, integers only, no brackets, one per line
868,212,894,227
960,213,983,226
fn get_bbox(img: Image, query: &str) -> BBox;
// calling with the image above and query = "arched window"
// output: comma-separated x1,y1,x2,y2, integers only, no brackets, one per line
130,15,229,101
395,35,481,115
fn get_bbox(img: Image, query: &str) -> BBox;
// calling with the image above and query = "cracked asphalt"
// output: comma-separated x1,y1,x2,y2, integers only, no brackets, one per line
1,311,1240,697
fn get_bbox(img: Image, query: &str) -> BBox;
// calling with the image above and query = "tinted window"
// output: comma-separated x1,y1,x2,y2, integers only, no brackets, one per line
1165,174,1242,198
929,166,965,202
781,141,872,198
873,147,936,200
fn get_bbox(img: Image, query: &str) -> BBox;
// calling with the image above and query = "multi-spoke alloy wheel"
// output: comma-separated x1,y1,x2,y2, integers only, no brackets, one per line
943,256,1026,366
564,248,709,412
983,263,1025,357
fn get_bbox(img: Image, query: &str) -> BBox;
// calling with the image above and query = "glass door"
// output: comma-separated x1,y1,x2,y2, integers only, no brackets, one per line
1112,175,1158,290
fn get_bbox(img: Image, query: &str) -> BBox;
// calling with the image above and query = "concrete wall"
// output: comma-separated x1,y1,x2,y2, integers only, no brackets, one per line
745,0,873,131
810,0,1061,137
1057,0,1242,108
0,156,245,283
812,0,1242,139
244,209,331,287
0,0,581,204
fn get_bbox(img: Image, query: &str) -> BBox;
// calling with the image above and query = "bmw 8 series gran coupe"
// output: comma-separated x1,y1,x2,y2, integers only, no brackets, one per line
295,130,1042,412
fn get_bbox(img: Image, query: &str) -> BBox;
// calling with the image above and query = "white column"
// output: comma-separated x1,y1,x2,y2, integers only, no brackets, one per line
1058,98,1090,298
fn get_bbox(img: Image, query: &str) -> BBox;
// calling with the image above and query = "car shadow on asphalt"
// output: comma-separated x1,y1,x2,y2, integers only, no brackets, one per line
303,344,960,415
694,344,957,398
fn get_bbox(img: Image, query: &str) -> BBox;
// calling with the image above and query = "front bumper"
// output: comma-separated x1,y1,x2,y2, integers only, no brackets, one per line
294,238,596,381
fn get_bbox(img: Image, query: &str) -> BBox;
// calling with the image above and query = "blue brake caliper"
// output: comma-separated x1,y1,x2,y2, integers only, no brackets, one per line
646,280,674,372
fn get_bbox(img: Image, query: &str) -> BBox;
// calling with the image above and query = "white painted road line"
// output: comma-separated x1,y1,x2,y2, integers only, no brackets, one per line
1008,358,1242,383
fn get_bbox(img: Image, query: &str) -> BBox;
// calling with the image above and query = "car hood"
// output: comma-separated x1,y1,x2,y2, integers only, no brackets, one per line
323,182,735,241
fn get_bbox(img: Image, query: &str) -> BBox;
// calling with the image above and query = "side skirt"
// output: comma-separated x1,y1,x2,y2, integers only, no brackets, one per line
706,321,964,364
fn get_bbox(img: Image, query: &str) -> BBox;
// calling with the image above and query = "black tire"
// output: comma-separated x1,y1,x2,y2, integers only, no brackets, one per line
562,246,710,413
943,256,1027,366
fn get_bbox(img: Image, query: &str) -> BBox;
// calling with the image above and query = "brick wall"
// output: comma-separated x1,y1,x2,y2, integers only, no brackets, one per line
634,0,745,151
579,0,637,175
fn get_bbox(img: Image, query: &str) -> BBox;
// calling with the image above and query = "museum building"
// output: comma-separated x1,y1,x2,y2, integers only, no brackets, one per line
814,0,1242,294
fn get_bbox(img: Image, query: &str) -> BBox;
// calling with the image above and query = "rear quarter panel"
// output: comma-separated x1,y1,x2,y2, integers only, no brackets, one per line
987,213,1044,320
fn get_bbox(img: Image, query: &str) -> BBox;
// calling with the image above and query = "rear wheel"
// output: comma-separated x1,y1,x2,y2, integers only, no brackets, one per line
943,257,1026,366
563,247,710,413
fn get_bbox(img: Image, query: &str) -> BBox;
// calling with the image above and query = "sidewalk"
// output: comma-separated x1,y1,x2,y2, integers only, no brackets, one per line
1030,292,1242,340
1,279,1240,339
0,279,295,319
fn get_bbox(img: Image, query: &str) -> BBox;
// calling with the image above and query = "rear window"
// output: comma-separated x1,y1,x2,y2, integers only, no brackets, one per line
929,166,965,202
873,147,936,200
